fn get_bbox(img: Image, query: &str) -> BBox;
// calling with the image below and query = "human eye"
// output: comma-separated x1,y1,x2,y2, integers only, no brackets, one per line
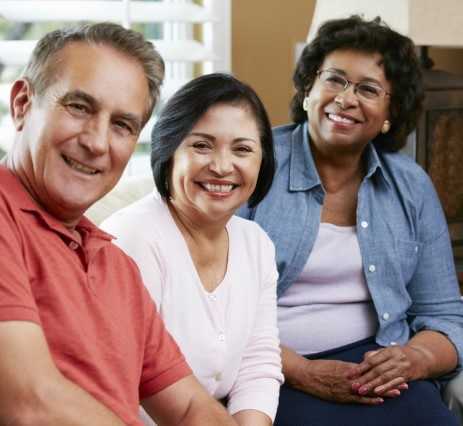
66,102,90,115
357,83,381,99
234,144,254,155
192,140,211,151
321,72,346,91
113,120,135,136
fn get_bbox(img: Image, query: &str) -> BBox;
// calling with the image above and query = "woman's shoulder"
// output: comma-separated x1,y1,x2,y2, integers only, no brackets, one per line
379,151,433,187
229,215,275,251
100,190,167,237
273,123,298,137
272,123,299,146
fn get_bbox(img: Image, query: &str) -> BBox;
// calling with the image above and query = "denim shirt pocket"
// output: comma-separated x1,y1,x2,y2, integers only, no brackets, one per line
396,239,422,285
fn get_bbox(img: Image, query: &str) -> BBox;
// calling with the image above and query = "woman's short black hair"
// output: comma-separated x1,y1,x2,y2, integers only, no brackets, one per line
151,73,275,207
291,15,424,152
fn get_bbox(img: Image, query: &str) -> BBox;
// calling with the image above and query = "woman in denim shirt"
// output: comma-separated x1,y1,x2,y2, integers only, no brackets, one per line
239,16,463,426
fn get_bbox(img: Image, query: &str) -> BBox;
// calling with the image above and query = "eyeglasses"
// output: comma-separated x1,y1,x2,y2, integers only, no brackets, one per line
316,69,391,102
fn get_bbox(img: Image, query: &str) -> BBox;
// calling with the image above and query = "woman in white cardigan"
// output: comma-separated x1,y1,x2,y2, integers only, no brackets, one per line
102,73,283,426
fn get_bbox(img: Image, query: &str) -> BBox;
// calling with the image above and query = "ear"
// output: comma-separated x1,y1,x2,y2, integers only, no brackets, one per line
10,79,34,131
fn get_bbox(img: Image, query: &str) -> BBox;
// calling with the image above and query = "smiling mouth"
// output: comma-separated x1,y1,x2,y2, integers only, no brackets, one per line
327,113,359,125
62,155,100,175
200,183,237,193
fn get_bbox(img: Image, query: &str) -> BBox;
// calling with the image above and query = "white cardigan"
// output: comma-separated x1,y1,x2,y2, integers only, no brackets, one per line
101,189,283,421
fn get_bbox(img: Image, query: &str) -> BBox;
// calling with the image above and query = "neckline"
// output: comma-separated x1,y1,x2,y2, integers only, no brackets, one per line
163,196,233,295
320,222,356,233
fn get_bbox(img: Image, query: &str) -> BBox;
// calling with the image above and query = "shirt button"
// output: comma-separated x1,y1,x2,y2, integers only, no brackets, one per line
390,341,398,346
209,294,217,301
361,221,369,228
214,373,222,381
382,312,390,321
368,264,376,273
69,241,79,250
218,333,225,342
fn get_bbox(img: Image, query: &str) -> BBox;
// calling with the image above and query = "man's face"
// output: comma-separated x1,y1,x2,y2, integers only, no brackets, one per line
10,42,150,226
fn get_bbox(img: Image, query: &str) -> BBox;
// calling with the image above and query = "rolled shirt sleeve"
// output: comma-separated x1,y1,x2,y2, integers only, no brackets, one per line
407,173,463,369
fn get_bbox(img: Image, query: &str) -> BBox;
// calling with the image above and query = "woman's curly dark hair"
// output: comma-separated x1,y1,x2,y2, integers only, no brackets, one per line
291,15,424,152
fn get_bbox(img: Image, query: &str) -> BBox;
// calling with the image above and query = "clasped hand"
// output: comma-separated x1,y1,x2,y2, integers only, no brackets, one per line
347,345,422,399
302,345,422,405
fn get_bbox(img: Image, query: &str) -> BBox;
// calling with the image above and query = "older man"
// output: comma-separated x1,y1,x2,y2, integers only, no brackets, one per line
0,22,236,426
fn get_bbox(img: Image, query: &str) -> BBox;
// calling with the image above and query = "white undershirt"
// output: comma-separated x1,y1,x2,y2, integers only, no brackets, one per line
278,222,378,355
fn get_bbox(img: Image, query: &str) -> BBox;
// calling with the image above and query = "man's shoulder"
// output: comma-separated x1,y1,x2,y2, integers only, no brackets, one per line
0,165,20,196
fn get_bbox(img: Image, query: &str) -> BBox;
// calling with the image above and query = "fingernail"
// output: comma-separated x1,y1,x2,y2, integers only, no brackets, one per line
352,382,361,391
375,398,384,404
399,383,408,390
359,386,369,395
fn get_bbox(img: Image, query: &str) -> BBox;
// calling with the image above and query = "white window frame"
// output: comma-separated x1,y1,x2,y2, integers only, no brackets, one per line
0,0,231,175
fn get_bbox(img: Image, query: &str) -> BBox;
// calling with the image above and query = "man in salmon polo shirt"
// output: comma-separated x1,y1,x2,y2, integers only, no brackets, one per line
0,22,237,426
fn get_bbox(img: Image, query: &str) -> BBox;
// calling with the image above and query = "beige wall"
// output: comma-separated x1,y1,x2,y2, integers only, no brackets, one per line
232,0,315,126
232,1,463,126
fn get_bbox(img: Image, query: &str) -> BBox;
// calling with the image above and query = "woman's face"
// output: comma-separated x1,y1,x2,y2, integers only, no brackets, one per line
305,49,391,155
169,102,263,225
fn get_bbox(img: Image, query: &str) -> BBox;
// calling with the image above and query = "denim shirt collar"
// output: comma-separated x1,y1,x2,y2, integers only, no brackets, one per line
289,122,321,192
364,142,392,189
289,121,391,191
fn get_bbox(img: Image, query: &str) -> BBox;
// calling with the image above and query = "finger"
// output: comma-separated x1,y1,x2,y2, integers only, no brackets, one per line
347,350,380,379
357,367,404,395
355,349,393,375
374,376,406,395
364,350,379,359
383,389,401,398
354,395,384,405
354,359,400,389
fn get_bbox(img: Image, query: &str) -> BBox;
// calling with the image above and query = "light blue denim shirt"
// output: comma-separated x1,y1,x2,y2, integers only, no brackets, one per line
238,122,463,368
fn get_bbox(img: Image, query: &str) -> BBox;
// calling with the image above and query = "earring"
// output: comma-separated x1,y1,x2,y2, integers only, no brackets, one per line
381,120,391,134
302,97,310,111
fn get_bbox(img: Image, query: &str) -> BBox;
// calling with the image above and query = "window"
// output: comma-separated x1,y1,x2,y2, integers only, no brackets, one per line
0,0,231,175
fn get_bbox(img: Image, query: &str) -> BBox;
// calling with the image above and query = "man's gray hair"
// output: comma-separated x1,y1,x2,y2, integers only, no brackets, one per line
23,22,164,121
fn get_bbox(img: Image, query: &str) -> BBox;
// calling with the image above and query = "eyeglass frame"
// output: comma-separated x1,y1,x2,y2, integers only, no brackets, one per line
315,69,391,102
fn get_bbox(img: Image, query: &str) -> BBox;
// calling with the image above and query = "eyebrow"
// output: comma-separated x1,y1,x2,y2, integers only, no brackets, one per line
60,90,96,107
328,68,384,86
59,90,143,133
188,132,259,144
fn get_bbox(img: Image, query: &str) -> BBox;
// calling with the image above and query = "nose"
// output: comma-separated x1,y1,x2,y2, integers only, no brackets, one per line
337,84,359,108
79,116,110,155
209,150,233,176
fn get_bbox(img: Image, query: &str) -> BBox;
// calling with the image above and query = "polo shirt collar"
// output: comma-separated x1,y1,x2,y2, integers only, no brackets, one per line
1,165,112,242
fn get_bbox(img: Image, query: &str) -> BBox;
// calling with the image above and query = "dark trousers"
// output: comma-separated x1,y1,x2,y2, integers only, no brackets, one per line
275,337,459,426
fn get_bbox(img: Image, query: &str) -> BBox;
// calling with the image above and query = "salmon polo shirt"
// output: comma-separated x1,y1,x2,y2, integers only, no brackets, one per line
0,166,191,425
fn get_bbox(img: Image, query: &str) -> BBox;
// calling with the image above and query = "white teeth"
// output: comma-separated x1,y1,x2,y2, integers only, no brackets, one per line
203,183,234,193
64,156,98,175
328,113,355,124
